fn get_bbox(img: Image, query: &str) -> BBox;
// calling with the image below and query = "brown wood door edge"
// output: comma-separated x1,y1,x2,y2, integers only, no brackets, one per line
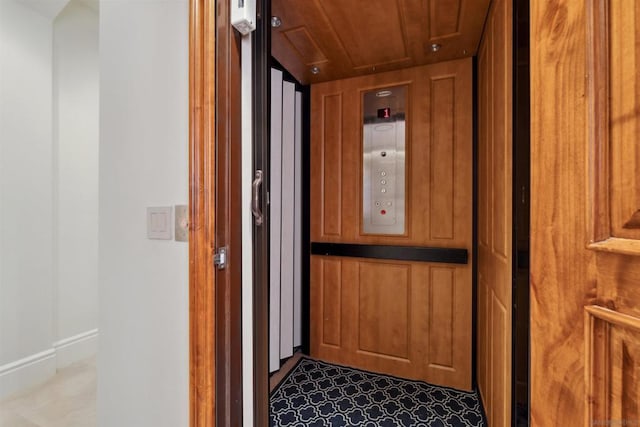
189,0,216,426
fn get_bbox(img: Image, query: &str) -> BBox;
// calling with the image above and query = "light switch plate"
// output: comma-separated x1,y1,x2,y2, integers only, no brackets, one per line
147,207,172,240
175,205,188,242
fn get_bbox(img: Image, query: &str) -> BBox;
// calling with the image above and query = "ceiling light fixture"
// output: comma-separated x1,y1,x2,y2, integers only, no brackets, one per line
376,90,392,97
431,43,441,52
271,16,282,28
310,66,320,75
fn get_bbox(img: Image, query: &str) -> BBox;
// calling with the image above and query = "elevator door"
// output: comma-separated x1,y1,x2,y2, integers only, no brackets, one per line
310,59,473,391
477,0,513,425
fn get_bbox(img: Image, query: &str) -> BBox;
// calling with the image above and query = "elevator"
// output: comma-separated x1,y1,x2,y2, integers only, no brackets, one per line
259,0,531,425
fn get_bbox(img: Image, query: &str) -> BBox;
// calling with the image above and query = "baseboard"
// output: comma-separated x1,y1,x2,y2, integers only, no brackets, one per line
0,329,98,400
0,349,57,400
53,328,98,369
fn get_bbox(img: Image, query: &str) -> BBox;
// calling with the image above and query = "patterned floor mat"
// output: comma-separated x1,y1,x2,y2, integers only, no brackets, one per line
270,358,487,426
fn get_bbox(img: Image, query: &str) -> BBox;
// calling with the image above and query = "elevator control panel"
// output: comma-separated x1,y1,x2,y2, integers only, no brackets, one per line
362,85,407,235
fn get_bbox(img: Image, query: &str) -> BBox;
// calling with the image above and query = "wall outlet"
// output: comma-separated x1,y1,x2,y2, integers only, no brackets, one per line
174,205,188,242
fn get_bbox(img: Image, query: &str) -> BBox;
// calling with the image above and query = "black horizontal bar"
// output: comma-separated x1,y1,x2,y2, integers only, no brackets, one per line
311,242,468,265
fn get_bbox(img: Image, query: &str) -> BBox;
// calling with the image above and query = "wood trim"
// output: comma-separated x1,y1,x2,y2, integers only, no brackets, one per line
585,305,640,332
214,0,243,424
586,0,611,244
587,237,640,256
584,307,607,427
584,305,640,427
584,309,594,427
189,0,216,426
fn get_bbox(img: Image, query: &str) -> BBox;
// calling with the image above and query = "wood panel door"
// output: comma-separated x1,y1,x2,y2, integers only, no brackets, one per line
531,1,640,426
477,0,513,425
310,60,473,391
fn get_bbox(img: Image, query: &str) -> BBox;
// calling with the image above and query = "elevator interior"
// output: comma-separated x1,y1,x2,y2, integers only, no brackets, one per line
266,1,530,425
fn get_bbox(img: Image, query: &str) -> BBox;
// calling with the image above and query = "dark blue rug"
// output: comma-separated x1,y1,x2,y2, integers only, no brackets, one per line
270,358,486,426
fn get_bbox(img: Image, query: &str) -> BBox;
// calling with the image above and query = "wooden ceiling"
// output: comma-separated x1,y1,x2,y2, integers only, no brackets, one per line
271,0,491,84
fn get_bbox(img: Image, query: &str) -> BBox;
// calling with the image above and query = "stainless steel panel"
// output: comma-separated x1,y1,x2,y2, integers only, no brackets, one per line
362,85,407,235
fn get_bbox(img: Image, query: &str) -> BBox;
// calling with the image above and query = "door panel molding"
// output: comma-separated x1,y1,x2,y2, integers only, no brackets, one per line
585,306,640,427
586,0,640,254
319,93,344,238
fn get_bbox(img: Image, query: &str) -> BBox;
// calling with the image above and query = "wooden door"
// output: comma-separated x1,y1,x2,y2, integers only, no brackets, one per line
310,60,473,391
531,1,640,426
477,0,513,425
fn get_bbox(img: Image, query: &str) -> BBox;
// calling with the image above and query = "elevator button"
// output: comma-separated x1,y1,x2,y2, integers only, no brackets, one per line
380,171,387,177
375,201,381,207
387,202,392,206
381,188,387,193
380,210,387,215
380,180,386,185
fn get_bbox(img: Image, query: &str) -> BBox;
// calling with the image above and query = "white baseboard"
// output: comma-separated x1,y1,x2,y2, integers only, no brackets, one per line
0,329,98,400
53,328,98,369
0,349,57,400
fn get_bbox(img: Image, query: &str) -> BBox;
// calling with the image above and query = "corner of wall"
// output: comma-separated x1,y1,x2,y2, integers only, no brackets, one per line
0,330,98,400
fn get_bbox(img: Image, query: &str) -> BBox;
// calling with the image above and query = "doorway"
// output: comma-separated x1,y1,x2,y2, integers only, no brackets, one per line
185,0,536,424
0,1,99,423
264,0,479,425
259,1,531,426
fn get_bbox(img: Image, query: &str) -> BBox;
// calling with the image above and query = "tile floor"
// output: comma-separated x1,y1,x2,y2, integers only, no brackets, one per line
0,358,96,427
0,351,301,427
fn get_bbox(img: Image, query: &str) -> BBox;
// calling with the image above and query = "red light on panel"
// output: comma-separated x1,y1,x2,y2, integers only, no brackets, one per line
377,107,391,119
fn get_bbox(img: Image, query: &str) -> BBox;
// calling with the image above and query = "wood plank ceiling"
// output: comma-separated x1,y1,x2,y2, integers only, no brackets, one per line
271,0,491,84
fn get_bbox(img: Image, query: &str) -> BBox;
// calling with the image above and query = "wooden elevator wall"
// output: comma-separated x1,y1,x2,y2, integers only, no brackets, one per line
309,59,474,390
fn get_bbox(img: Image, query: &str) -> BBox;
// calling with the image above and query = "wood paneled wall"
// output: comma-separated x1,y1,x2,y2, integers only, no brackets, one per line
310,60,473,391
477,0,513,425
531,0,640,426
311,256,472,390
311,59,472,248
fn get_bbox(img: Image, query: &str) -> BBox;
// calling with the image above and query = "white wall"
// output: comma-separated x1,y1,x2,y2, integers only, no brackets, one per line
0,0,56,391
98,1,189,425
0,0,99,399
53,0,99,366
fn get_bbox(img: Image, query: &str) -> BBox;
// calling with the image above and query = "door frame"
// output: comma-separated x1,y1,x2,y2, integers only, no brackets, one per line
190,0,246,424
189,0,217,425
189,0,269,425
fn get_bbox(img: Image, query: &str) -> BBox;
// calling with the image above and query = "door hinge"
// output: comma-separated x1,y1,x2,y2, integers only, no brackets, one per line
214,247,228,270
231,0,256,35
